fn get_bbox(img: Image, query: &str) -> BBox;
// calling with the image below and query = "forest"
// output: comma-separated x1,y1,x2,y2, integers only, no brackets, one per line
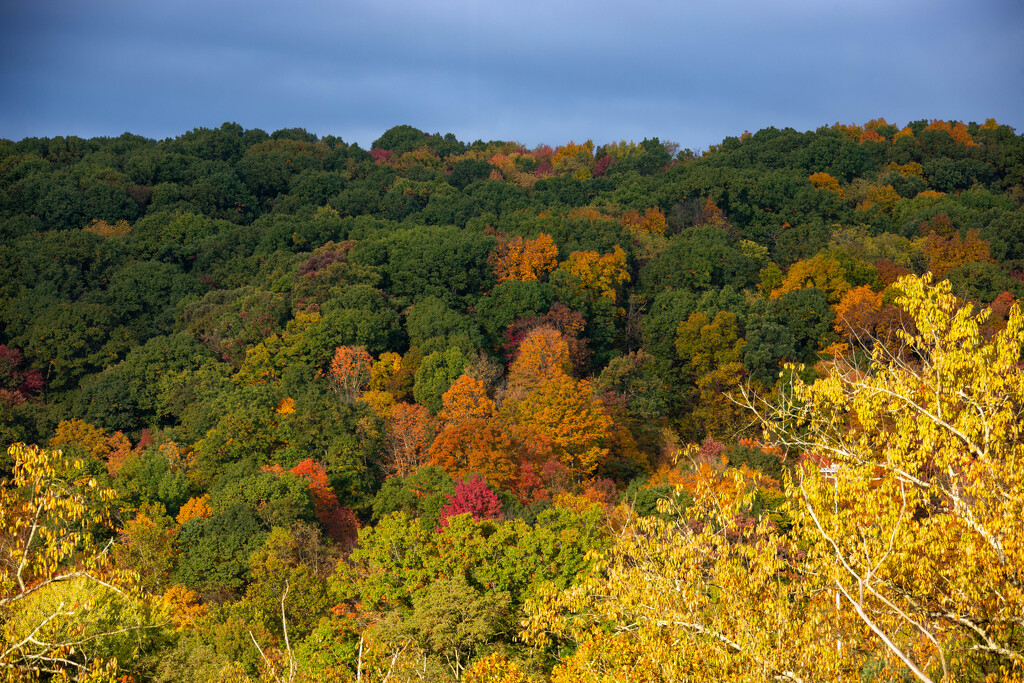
0,118,1022,682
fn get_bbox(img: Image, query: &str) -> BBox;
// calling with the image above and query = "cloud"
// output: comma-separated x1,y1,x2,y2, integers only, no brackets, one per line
1,0,1021,147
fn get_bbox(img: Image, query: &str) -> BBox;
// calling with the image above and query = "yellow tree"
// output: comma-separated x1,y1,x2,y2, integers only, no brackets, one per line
621,208,667,236
809,172,846,198
523,464,854,682
771,253,851,305
506,327,573,398
383,403,436,477
749,274,1024,681
525,276,1024,681
555,246,630,302
923,227,993,279
503,376,613,478
0,444,143,679
437,374,496,425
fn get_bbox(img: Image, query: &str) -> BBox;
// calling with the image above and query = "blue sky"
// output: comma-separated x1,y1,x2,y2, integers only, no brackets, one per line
2,0,1022,150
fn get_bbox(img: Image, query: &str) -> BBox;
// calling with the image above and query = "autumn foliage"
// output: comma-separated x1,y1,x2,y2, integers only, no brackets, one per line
809,171,845,197
329,345,373,402
555,245,630,301
436,474,503,530
488,232,559,282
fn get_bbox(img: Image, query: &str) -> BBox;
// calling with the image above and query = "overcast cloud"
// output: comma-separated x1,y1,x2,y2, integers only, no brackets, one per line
2,0,1021,150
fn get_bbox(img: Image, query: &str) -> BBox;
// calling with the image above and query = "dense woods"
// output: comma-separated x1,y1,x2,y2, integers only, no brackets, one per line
1,118,1022,681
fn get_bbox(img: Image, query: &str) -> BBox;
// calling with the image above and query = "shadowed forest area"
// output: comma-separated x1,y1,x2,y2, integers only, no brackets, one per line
1,119,1022,681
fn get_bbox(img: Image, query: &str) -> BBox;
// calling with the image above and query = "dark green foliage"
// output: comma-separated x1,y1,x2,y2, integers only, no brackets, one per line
74,333,211,431
744,288,835,388
372,125,429,155
638,226,759,295
405,296,484,356
175,504,268,598
414,347,469,413
945,262,1024,303
352,224,494,306
475,280,555,343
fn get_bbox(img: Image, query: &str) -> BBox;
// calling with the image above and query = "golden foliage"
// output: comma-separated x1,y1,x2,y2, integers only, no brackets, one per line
621,207,667,236
859,128,885,143
383,402,436,477
555,246,630,301
924,119,978,147
923,227,993,278
438,374,496,425
809,172,845,198
0,444,137,679
276,396,296,415
832,284,883,343
507,327,573,396
428,418,517,489
856,184,902,216
771,253,851,304
751,274,1024,679
83,218,131,238
504,376,612,477
104,430,133,476
160,584,208,630
50,419,110,461
551,140,595,177
176,494,213,525
832,121,864,142
462,653,530,683
488,233,559,283
886,161,925,179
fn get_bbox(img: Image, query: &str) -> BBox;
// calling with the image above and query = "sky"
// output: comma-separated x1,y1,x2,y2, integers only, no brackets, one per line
2,0,1022,152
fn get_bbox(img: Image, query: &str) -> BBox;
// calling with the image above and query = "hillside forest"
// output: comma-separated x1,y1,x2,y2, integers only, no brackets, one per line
1,118,1023,682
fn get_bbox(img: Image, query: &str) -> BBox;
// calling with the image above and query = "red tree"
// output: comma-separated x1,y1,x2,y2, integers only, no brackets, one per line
289,459,359,550
436,474,503,531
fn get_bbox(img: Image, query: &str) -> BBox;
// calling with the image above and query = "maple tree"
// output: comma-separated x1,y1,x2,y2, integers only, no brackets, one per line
436,474,503,530
504,375,613,477
176,494,213,525
289,459,359,548
831,284,883,348
329,345,373,402
437,374,497,425
428,418,517,489
506,326,573,397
